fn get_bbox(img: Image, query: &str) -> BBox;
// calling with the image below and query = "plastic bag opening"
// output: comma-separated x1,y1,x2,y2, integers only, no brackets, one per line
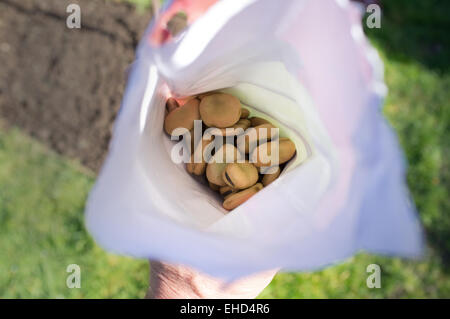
136,61,335,238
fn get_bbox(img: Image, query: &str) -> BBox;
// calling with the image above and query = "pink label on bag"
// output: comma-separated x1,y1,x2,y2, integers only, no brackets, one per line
149,0,218,46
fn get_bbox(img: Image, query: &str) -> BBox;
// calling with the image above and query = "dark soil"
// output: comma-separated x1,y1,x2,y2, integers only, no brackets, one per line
0,0,152,172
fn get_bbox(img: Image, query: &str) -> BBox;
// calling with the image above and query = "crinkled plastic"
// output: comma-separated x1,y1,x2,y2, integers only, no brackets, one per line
85,0,423,280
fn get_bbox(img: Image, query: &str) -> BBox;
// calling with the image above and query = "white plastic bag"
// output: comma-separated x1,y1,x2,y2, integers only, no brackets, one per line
85,0,423,280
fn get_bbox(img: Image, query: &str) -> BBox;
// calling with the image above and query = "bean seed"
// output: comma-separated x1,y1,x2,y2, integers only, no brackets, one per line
165,97,180,113
222,162,258,189
187,135,214,175
251,137,296,167
238,123,278,154
240,108,250,119
261,166,281,186
197,91,218,99
206,144,241,186
223,183,263,211
199,93,241,128
234,119,251,130
249,116,271,127
278,138,297,164
209,182,220,191
219,185,236,197
164,98,200,135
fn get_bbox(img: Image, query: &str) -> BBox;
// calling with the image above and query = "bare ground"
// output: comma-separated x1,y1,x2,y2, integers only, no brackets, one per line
0,0,152,172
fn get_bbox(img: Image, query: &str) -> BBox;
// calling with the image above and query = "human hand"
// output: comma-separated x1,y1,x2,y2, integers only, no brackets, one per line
146,260,277,299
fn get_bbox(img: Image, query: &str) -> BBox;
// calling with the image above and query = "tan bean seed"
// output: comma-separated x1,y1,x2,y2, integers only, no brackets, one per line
239,123,278,154
164,98,200,135
199,93,241,128
249,117,272,127
209,182,220,191
165,97,180,113
206,144,241,186
222,162,258,189
240,108,250,119
261,166,281,186
187,135,214,175
219,185,236,197
223,183,263,211
251,137,296,167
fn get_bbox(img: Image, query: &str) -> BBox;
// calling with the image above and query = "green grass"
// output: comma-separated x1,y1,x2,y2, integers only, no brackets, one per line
127,0,153,10
0,0,449,298
0,128,148,298
366,0,450,266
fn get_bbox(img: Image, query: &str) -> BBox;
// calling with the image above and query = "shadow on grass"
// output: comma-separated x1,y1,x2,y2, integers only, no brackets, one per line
364,0,450,269
366,0,450,74
364,0,450,74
